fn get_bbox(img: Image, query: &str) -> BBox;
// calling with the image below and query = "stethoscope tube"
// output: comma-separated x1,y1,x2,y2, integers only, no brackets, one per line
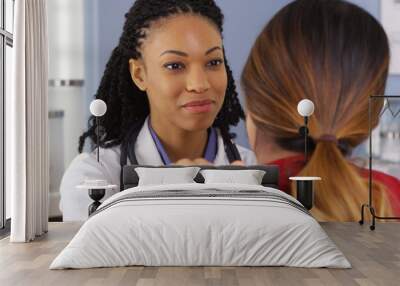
119,121,241,191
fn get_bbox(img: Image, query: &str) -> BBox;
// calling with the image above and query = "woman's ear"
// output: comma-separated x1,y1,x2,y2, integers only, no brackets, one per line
129,59,147,91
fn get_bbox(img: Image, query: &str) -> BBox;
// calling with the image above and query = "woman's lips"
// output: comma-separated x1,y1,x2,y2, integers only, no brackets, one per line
182,100,214,113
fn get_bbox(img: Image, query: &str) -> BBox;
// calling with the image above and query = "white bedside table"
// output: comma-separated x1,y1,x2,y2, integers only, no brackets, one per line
289,176,321,210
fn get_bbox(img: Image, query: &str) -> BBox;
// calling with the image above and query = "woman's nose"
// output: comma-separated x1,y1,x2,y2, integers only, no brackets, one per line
185,67,211,93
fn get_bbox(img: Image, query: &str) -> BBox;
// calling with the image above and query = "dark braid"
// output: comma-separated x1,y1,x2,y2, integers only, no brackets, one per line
78,0,244,153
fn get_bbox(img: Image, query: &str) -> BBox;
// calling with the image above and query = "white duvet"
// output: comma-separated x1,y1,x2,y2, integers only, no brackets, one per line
50,183,351,269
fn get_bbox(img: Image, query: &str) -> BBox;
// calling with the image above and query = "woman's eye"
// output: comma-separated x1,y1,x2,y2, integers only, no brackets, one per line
164,62,185,70
207,59,224,67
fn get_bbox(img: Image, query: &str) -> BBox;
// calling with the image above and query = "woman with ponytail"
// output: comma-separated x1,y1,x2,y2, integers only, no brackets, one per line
60,0,257,221
242,0,400,221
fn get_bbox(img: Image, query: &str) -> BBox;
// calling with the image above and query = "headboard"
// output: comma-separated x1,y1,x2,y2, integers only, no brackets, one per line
122,165,280,190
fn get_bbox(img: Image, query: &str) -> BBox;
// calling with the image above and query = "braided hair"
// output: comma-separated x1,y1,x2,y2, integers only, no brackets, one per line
78,0,244,153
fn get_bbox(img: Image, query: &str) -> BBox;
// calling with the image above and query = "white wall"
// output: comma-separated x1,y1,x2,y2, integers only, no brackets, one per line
47,0,85,217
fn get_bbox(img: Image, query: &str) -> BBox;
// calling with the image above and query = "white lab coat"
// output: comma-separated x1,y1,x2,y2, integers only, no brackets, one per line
59,117,258,221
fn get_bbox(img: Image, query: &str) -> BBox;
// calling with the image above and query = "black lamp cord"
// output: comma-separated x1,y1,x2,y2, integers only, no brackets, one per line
96,116,100,163
304,116,308,164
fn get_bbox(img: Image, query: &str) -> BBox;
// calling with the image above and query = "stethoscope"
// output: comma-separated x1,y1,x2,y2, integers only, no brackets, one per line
119,118,242,190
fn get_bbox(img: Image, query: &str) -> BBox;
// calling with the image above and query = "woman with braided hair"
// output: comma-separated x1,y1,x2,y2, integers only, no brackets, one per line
242,0,400,221
60,0,257,221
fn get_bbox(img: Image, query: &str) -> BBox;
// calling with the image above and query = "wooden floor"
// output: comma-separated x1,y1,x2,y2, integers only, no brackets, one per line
0,222,399,286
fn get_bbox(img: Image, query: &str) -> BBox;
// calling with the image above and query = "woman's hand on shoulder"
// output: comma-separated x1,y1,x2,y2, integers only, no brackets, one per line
230,160,245,166
173,158,213,166
173,158,245,166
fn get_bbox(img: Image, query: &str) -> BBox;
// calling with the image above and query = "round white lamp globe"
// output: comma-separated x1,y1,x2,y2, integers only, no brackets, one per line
297,99,315,117
90,99,107,117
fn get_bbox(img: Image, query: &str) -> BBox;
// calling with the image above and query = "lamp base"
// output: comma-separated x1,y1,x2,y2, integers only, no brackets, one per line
289,177,320,210
88,189,105,216
296,181,314,210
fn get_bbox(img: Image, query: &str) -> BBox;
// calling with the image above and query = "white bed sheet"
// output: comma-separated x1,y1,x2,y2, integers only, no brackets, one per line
50,183,351,269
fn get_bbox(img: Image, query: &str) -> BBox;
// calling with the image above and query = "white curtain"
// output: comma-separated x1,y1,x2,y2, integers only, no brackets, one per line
7,0,49,242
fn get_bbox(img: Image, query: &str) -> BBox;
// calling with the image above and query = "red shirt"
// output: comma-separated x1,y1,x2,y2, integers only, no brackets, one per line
268,155,400,216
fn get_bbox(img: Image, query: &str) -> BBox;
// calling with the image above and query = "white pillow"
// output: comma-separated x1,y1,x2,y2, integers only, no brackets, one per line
135,167,201,186
200,169,266,185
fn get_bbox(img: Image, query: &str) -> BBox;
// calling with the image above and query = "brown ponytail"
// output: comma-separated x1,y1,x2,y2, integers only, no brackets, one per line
242,0,392,221
295,142,391,221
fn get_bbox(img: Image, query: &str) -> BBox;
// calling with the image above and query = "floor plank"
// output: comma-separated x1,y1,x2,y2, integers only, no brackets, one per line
0,222,399,286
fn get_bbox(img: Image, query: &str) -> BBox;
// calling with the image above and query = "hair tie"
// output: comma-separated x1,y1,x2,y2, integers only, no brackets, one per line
316,134,338,144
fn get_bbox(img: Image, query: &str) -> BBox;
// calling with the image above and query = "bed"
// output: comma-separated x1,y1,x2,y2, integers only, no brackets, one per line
50,165,350,269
